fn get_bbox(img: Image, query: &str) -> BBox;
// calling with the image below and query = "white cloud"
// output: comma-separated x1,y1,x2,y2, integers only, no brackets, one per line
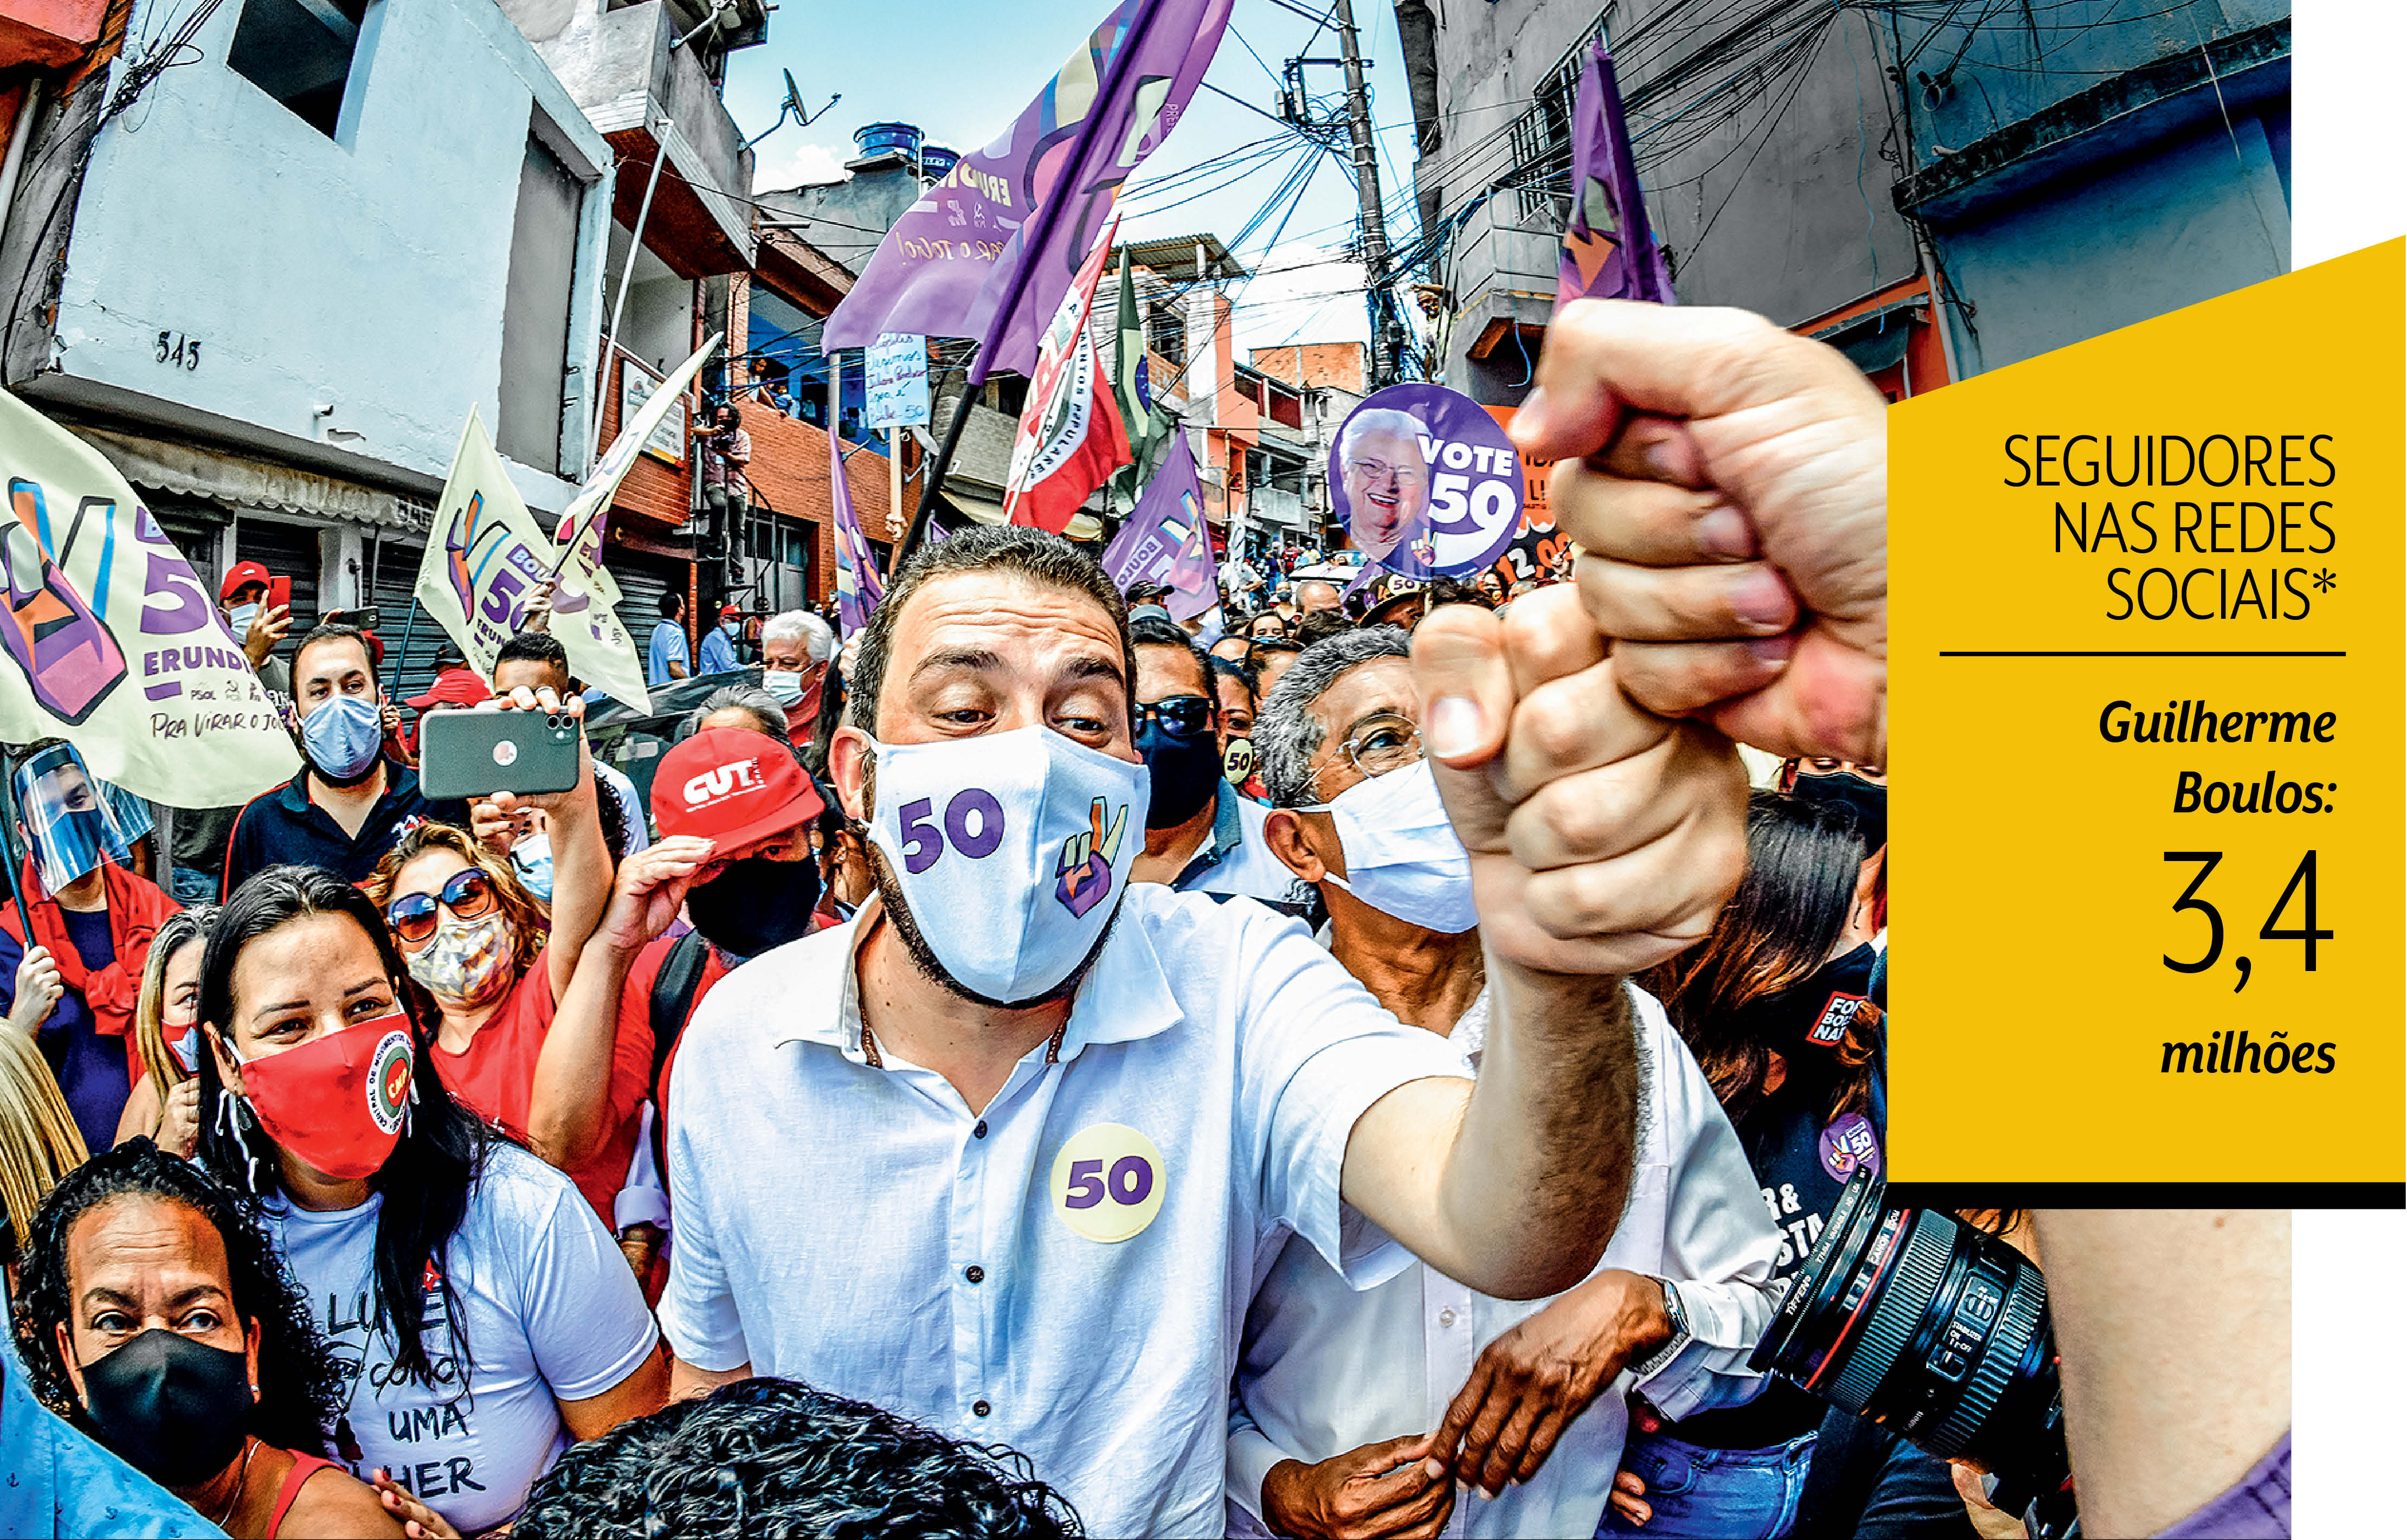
1229,240,1370,355
752,140,851,195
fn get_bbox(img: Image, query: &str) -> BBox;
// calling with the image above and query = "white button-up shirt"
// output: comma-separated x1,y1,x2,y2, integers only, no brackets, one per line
659,883,1471,1537
1228,988,1783,1538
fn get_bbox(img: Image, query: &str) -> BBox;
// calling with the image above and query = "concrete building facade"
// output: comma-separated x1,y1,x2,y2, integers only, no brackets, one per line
1398,0,2290,404
2,0,617,698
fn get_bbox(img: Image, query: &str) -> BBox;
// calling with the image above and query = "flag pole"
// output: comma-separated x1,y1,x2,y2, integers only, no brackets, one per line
0,748,40,946
898,0,1177,561
384,597,421,698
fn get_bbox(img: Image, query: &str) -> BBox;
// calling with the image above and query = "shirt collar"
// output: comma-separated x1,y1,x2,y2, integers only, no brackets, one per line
773,888,1186,1065
1173,779,1247,886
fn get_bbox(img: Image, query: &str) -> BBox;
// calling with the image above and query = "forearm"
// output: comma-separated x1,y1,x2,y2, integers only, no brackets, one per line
544,798,614,992
669,1356,751,1402
528,936,637,1170
1445,959,1637,1297
2032,1209,2290,1538
1347,961,1636,1299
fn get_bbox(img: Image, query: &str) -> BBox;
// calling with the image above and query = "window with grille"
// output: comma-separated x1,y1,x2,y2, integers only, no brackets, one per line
1507,17,1611,225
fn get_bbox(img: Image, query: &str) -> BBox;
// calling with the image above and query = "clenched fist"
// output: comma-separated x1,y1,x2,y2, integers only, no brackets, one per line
1411,584,1748,976
1514,300,1888,765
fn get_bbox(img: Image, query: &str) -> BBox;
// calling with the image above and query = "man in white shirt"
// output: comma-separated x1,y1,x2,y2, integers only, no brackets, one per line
1235,627,1782,1538
654,526,1748,1536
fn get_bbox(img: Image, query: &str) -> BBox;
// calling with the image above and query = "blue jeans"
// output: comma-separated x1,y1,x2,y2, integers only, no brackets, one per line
1598,1428,1818,1539
170,866,219,906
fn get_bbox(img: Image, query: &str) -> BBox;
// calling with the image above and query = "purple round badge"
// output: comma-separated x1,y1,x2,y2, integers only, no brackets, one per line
1328,384,1526,579
1817,1112,1882,1183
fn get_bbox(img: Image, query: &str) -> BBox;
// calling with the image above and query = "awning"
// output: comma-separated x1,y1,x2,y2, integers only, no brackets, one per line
74,426,424,531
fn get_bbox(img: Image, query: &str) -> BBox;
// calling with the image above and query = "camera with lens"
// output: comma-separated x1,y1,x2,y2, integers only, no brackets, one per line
1751,1167,2077,1538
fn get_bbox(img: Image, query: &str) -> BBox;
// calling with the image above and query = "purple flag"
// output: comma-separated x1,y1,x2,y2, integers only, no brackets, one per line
823,0,1231,377
830,431,885,635
1101,434,1215,621
1556,46,1674,312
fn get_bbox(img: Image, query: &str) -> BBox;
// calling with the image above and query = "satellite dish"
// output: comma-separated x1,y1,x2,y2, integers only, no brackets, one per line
783,70,806,124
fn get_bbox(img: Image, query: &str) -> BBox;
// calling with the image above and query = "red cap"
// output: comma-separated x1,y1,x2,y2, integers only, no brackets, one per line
653,728,823,850
405,667,492,711
220,560,272,602
719,603,741,618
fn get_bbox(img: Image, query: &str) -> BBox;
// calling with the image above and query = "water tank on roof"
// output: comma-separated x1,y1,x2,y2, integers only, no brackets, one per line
920,144,961,181
853,122,924,161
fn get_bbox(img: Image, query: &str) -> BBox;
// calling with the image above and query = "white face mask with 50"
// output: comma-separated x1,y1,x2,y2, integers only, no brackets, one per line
1302,758,1477,933
866,725,1151,1005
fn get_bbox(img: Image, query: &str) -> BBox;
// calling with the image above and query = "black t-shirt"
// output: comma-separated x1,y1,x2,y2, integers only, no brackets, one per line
1660,946,1885,1449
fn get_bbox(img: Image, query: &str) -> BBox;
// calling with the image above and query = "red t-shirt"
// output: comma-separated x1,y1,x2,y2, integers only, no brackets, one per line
431,944,653,1228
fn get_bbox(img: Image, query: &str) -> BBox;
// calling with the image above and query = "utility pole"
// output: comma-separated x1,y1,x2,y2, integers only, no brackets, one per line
1332,0,1393,387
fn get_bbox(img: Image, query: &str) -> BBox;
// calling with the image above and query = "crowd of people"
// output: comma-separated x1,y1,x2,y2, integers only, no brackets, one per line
0,301,2285,1540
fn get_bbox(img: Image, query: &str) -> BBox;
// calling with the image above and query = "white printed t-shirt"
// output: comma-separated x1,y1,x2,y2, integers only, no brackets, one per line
659,882,1472,1538
262,1143,659,1533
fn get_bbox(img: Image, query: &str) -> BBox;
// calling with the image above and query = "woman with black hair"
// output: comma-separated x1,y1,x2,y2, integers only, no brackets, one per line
191,865,666,1536
12,1139,412,1536
1602,792,1903,1539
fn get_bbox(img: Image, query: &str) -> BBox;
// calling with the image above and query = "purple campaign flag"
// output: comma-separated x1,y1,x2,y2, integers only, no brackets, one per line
823,0,1232,378
1102,434,1216,622
1556,45,1675,312
830,430,885,635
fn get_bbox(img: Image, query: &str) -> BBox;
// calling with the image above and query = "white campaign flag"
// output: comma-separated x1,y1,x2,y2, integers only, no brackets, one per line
0,388,298,805
552,333,722,578
417,410,651,709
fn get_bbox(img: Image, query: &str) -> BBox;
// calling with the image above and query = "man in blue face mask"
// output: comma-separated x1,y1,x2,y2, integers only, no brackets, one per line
1236,626,1783,1538
222,624,486,894
642,525,1753,1537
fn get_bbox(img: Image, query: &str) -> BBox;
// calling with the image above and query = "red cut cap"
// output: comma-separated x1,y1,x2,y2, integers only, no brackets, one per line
220,560,272,601
653,728,823,850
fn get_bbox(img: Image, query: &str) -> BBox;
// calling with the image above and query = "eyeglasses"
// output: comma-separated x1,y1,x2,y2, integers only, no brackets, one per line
1134,695,1214,740
1304,711,1425,795
1345,457,1425,488
386,868,496,948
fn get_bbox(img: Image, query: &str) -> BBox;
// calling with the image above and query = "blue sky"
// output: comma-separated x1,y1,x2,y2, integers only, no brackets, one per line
721,0,1422,354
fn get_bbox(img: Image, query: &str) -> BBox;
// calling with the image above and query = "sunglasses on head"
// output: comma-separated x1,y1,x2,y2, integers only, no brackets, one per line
1135,695,1214,739
386,868,496,947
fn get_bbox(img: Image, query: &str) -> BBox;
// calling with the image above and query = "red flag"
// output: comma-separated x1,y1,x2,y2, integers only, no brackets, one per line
1003,212,1132,534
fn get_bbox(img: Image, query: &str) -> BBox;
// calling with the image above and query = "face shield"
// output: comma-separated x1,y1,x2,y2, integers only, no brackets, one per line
12,742,134,894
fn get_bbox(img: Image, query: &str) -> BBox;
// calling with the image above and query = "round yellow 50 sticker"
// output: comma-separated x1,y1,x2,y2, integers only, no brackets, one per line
1048,1123,1166,1244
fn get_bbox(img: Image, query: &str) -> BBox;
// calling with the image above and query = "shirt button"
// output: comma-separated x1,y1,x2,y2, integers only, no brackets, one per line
973,1120,988,1139
965,1265,985,1283
1438,1309,1457,1327
972,1399,992,1417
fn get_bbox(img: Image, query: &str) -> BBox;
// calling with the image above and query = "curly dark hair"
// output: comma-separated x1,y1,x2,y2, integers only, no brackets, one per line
197,864,493,1390
515,1377,1082,1540
11,1138,341,1457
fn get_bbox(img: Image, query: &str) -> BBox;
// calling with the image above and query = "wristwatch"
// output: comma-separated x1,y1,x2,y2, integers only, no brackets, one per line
1631,1276,1693,1381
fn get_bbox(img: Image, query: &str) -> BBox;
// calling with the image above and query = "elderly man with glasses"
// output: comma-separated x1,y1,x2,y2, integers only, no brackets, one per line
1125,614,1311,911
1234,626,1782,1540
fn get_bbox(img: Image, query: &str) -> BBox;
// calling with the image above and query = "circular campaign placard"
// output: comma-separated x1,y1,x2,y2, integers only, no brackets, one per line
1048,1122,1167,1244
1327,384,1526,580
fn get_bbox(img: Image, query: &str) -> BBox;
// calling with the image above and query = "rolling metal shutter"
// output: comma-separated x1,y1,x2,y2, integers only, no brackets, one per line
363,530,446,707
225,517,322,674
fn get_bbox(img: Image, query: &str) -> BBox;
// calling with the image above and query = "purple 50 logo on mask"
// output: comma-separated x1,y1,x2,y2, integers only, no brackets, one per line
867,727,1151,1003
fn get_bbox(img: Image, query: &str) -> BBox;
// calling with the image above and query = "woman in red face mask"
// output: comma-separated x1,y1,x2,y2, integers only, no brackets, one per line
193,866,667,1539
